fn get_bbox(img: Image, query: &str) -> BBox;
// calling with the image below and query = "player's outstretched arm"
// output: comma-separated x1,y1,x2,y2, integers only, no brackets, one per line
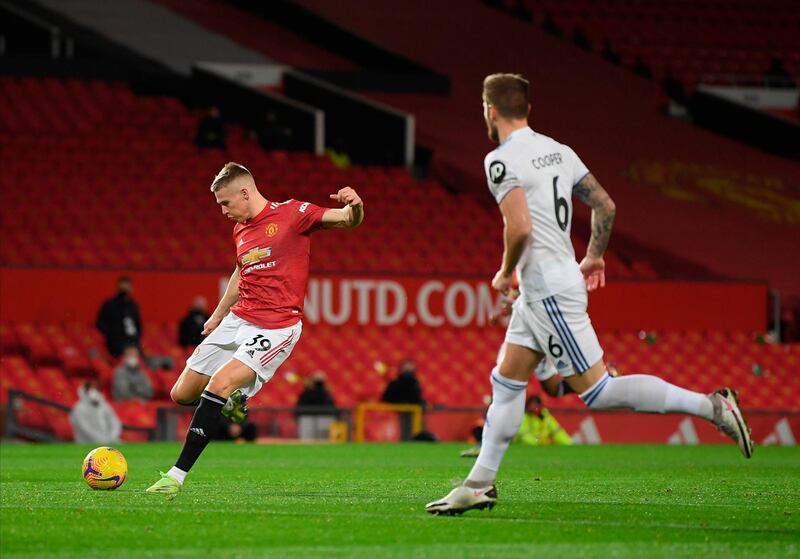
573,173,616,291
322,187,364,229
202,266,241,335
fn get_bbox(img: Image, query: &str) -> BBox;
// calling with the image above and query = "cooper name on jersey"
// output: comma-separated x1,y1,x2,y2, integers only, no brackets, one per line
531,152,563,170
489,151,564,184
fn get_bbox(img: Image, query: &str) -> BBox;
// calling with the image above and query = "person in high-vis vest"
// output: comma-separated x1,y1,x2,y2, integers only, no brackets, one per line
514,395,572,446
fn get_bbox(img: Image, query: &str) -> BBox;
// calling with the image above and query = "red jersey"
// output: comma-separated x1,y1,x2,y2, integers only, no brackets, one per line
230,199,326,328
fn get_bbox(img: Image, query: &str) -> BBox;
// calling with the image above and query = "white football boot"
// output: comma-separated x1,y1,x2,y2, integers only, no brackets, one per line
425,483,497,515
710,388,753,458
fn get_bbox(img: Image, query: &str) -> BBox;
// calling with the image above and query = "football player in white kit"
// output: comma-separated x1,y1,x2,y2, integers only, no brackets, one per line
426,73,752,515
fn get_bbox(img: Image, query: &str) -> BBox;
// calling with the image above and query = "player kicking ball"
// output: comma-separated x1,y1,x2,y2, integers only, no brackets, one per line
426,73,752,515
147,162,363,494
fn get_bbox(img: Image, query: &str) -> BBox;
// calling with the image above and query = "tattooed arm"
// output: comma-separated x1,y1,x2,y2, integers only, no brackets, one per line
574,173,616,258
573,173,616,290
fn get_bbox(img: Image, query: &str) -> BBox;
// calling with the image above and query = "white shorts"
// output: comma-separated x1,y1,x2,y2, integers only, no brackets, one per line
505,282,603,377
496,344,559,381
186,312,302,398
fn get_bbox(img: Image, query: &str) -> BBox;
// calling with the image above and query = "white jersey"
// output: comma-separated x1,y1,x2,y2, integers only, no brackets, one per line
484,126,589,301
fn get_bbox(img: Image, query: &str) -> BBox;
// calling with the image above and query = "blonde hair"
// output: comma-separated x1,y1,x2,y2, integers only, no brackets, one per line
482,73,529,119
210,162,252,192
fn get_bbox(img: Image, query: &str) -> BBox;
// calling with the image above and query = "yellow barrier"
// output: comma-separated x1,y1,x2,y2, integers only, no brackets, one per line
328,420,349,443
353,403,423,442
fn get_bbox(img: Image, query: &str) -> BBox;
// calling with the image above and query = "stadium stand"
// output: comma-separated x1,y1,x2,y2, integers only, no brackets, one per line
2,77,796,440
150,0,799,288
0,75,656,278
287,0,800,298
2,317,798,441
156,0,358,71
520,0,800,91
1,1,798,440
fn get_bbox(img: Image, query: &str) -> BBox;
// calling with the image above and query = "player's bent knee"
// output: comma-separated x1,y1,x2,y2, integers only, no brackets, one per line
207,363,255,399
207,376,237,398
579,371,615,410
170,368,209,405
170,386,194,405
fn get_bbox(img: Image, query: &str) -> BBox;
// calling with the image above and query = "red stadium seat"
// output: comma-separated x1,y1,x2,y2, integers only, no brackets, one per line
524,0,798,93
1,323,798,409
0,76,666,278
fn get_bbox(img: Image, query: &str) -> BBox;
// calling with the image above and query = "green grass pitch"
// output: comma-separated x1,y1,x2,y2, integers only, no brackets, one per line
1,443,798,558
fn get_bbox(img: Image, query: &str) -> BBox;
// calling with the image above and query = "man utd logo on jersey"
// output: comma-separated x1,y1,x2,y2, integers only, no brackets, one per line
265,223,278,237
489,161,506,184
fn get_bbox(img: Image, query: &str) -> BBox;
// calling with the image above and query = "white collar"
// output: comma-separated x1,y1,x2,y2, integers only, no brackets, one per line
502,126,533,145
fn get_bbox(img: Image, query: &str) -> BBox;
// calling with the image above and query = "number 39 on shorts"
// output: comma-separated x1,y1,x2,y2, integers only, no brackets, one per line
245,334,271,351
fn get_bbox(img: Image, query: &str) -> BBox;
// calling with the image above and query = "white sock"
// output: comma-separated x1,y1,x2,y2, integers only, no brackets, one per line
582,373,713,420
467,368,527,485
167,466,187,485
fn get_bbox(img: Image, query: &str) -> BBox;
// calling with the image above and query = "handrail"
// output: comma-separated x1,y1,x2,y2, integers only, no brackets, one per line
699,73,797,89
0,0,60,35
4,389,155,441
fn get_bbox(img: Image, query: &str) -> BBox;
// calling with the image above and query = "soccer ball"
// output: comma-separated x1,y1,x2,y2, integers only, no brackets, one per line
82,446,128,490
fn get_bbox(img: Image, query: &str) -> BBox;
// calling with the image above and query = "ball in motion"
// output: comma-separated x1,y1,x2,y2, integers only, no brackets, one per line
82,446,128,490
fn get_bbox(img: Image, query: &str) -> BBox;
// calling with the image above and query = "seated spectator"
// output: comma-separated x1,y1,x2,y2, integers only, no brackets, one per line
514,395,572,446
216,416,257,443
295,371,337,440
382,358,426,441
112,345,154,402
95,276,141,358
382,358,425,406
462,394,572,457
195,106,227,149
765,57,795,88
326,137,351,170
179,296,210,348
252,110,295,151
70,379,122,443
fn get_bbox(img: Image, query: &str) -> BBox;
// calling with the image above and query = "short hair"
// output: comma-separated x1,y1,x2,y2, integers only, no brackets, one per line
210,162,253,192
526,395,543,407
483,73,529,119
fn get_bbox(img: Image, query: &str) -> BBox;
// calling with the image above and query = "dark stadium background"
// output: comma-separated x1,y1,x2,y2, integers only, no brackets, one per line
1,0,798,446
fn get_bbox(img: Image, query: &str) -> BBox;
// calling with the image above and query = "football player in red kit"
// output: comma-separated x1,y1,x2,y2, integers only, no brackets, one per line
147,162,363,494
